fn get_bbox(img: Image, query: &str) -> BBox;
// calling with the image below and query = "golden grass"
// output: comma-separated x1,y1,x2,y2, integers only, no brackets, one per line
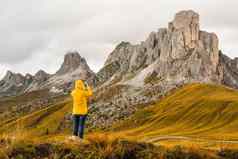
113,83,238,143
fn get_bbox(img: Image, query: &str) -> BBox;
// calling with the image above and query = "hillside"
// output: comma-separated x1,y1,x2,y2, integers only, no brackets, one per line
114,84,238,142
0,89,68,127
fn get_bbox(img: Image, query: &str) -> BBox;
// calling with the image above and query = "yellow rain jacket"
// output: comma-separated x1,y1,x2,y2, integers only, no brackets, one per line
71,80,93,115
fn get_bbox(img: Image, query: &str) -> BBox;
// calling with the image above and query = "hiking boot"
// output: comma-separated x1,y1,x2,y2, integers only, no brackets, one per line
69,136,78,141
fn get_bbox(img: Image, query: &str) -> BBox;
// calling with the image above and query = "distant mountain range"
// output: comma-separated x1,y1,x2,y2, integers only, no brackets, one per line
0,52,95,96
1,10,238,98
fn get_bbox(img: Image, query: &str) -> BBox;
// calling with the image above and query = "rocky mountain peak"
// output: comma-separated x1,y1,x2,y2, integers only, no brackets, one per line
34,70,50,82
2,71,25,84
96,10,222,88
166,10,219,69
3,71,24,83
56,51,89,75
169,10,200,49
115,41,131,50
25,73,33,78
0,50,95,96
104,41,133,67
3,70,14,81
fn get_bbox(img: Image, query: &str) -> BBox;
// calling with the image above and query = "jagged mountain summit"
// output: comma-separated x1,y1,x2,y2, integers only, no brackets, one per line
95,10,227,91
38,52,95,91
0,51,95,96
56,52,90,75
0,71,30,96
24,70,51,92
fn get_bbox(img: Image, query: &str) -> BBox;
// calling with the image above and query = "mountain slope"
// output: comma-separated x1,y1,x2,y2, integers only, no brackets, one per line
113,83,238,141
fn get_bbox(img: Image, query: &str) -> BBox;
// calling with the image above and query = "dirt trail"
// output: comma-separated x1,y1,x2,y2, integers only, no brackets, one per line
144,135,238,144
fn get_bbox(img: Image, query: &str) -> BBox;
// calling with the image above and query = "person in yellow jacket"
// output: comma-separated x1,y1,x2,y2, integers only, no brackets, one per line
71,80,93,140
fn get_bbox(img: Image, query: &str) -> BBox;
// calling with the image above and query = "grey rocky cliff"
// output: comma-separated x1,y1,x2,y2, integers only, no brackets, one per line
96,10,222,89
169,10,200,49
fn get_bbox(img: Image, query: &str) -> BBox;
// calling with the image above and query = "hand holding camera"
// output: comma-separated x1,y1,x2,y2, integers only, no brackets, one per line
84,81,89,89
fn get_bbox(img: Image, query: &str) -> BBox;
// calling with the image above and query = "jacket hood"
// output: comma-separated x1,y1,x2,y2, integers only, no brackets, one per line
75,80,86,90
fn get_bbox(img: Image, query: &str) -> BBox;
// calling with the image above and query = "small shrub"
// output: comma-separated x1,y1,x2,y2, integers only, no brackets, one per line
163,146,202,159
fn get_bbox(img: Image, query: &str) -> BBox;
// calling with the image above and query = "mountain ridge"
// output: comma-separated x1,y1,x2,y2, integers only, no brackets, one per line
0,51,95,96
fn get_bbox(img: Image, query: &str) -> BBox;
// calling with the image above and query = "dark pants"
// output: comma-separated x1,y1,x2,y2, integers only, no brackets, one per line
73,114,87,139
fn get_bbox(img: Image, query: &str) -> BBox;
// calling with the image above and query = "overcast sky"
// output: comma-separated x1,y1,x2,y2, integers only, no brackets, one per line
0,0,237,79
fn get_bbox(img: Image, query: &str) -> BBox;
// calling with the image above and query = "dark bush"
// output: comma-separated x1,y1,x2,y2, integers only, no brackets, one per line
217,149,238,159
163,146,202,159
